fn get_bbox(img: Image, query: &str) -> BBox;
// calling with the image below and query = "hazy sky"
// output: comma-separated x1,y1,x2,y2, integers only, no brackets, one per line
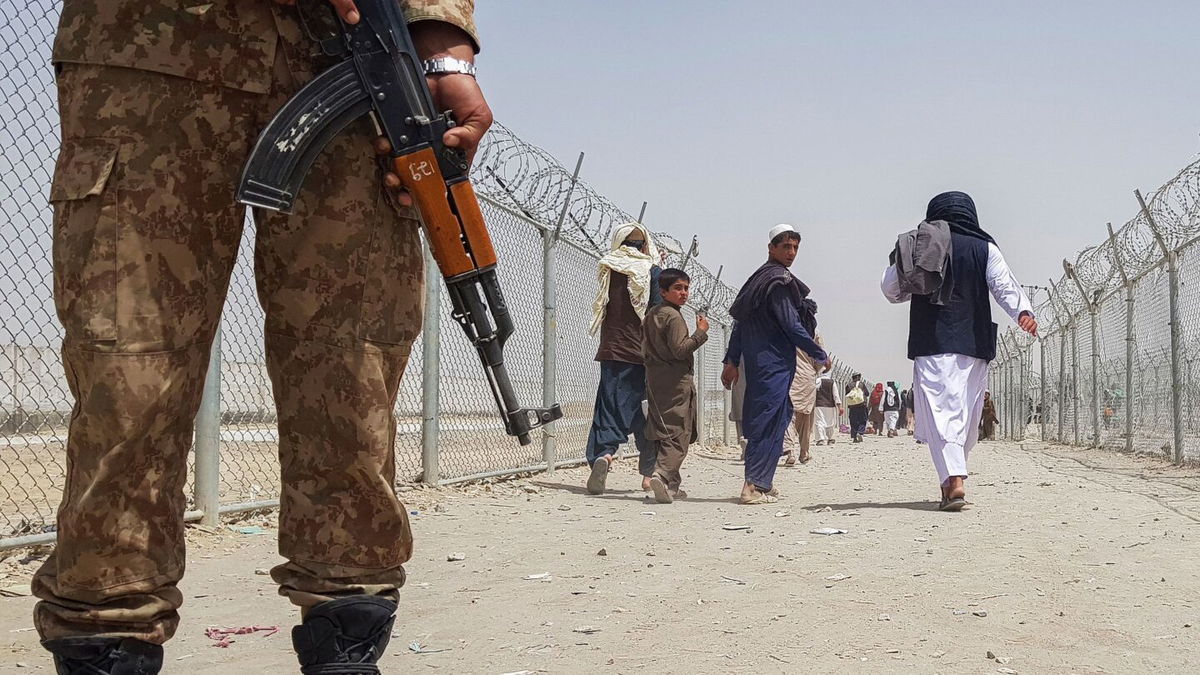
475,0,1199,382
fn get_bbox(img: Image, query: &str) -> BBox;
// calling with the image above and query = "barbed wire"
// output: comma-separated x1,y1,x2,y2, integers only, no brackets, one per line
471,122,734,322
1036,158,1200,327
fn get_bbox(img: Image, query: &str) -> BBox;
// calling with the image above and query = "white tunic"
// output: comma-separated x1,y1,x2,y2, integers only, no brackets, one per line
813,376,841,442
881,243,1033,485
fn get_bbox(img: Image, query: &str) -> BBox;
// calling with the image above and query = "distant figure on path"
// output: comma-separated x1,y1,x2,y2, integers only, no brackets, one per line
882,191,1037,511
883,381,901,437
722,224,827,505
643,269,708,504
868,383,886,436
980,391,999,440
845,374,870,443
900,387,915,434
586,223,662,495
812,366,843,446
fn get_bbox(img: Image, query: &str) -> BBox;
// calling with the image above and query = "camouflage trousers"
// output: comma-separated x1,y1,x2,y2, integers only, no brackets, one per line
33,56,423,644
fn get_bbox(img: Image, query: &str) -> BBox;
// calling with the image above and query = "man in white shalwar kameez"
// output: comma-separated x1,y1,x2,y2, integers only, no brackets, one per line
812,368,842,445
881,192,1038,511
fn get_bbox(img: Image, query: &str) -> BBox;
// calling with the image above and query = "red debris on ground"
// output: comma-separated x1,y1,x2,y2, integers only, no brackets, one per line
204,625,280,648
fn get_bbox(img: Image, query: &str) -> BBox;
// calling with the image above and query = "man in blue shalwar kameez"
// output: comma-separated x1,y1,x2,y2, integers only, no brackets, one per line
722,225,827,504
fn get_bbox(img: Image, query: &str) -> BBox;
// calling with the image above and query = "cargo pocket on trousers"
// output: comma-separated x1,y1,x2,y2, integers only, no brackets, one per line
358,209,425,346
50,137,121,343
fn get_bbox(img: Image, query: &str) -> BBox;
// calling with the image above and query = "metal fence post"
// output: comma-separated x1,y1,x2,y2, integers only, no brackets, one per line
1057,329,1067,442
194,330,222,526
994,354,1002,439
997,339,1009,440
1019,347,1028,441
1107,222,1135,453
1125,285,1135,451
420,242,442,485
1071,322,1080,445
722,323,732,446
695,330,707,445
541,225,559,471
1090,309,1099,447
540,152,584,471
1008,354,1017,440
1137,189,1184,463
1012,354,1019,440
1065,260,1100,448
1001,355,1009,440
1008,344,1017,440
1040,333,1048,441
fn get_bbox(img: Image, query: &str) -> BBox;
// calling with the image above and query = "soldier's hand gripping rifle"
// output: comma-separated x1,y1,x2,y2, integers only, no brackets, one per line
236,0,562,446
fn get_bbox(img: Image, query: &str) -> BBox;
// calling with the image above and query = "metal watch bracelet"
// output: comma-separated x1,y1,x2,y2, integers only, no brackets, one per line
422,57,477,77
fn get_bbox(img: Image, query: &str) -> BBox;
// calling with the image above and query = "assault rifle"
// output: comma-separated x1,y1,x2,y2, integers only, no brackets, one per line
236,0,562,446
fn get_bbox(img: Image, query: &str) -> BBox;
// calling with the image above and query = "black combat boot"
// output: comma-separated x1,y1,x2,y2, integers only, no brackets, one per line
43,636,163,675
292,595,397,674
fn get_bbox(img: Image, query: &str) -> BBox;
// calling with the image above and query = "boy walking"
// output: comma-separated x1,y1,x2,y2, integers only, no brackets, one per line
644,269,709,504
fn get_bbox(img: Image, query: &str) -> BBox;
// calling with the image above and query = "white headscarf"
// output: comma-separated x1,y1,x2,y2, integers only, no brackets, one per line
590,223,660,336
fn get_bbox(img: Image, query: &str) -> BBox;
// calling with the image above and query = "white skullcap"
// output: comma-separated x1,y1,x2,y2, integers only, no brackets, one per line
769,223,798,242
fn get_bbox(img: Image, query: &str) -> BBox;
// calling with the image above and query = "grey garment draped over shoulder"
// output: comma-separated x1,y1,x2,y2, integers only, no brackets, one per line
891,220,954,305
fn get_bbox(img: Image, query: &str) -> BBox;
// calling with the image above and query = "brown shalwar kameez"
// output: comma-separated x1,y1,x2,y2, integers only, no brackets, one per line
643,302,708,491
784,344,822,463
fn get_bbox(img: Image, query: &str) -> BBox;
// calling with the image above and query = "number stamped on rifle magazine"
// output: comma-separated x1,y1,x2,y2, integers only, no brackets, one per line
409,160,434,181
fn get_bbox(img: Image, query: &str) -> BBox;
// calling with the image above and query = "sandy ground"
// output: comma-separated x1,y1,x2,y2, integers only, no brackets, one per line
3,435,1200,674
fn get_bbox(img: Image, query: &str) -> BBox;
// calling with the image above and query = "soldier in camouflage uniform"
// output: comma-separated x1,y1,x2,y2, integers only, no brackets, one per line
34,1,489,673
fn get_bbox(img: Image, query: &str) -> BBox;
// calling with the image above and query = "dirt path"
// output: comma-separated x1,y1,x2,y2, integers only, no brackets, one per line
4,436,1200,673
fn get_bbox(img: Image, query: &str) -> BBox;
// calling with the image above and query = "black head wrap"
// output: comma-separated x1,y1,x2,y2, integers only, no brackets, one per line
926,191,996,245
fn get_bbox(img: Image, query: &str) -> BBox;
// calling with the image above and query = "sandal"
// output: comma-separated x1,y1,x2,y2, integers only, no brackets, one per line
649,476,673,504
938,496,966,512
586,456,610,495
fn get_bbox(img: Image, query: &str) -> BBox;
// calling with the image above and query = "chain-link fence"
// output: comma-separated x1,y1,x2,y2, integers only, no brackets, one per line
0,7,864,548
991,158,1200,462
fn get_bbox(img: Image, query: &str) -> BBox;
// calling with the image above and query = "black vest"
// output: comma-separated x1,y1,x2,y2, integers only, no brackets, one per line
815,379,836,408
908,233,997,361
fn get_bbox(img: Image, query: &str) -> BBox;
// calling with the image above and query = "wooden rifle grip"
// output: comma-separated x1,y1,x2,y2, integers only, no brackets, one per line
394,148,474,277
448,180,498,268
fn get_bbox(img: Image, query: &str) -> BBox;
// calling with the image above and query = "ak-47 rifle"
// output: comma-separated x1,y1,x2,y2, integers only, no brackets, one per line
236,0,562,446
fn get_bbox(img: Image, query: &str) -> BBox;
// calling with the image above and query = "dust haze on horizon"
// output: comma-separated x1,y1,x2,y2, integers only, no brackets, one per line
476,0,1199,383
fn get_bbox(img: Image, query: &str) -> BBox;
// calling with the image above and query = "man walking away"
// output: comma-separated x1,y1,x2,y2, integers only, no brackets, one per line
845,374,870,442
813,367,843,446
883,381,901,437
882,191,1037,511
643,269,708,504
721,224,827,504
585,223,662,495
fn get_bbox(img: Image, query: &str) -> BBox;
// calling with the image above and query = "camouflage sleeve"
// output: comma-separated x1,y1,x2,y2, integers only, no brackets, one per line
402,0,480,53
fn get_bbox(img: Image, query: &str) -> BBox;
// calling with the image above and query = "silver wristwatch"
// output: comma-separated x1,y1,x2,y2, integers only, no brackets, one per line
422,57,477,77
